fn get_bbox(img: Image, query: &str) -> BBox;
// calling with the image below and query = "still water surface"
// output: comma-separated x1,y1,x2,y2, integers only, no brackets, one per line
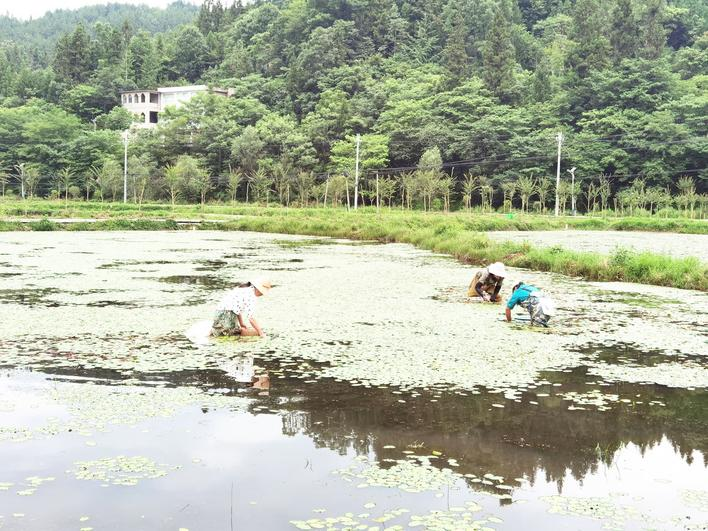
0,231,706,531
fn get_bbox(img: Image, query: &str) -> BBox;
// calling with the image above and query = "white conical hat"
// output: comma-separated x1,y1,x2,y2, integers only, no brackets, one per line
488,262,506,278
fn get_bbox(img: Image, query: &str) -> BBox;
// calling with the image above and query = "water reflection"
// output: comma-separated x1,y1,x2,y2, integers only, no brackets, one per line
15,352,706,499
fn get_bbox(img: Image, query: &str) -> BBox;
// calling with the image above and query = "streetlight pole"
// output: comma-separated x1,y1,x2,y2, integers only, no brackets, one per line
568,167,577,216
554,132,563,217
122,130,129,203
353,133,361,210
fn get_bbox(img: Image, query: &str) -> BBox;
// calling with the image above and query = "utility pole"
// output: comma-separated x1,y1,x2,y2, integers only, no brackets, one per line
568,166,577,216
554,132,563,217
353,133,361,210
122,130,129,203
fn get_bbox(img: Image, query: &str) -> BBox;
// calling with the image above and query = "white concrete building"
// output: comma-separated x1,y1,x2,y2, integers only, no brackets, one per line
120,85,230,128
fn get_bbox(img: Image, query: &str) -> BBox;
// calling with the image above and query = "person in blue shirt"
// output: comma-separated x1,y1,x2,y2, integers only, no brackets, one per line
505,282,555,327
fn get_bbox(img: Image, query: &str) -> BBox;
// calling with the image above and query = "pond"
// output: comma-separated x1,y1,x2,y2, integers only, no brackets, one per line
0,231,706,531
487,230,708,261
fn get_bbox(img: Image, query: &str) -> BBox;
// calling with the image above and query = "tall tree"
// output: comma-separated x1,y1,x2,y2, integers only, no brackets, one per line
481,7,517,103
443,20,470,83
569,0,611,76
93,21,124,66
129,31,159,87
169,25,208,82
53,24,94,83
197,0,225,35
610,0,641,62
642,0,668,59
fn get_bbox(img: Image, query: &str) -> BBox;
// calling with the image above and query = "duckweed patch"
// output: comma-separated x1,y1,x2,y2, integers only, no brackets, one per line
542,495,645,530
71,456,179,486
11,476,55,497
681,489,708,512
0,379,250,443
289,503,498,531
331,454,508,497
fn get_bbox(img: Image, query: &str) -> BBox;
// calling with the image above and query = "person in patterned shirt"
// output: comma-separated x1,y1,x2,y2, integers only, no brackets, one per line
210,278,272,337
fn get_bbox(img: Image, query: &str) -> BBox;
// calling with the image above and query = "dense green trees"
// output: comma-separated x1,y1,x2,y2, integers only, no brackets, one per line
0,0,705,212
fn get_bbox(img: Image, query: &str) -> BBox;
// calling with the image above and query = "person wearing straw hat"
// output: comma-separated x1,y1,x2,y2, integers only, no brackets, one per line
210,278,272,337
467,262,506,302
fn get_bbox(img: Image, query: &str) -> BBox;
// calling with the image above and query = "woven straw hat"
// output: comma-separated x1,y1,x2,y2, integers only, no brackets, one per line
250,278,272,295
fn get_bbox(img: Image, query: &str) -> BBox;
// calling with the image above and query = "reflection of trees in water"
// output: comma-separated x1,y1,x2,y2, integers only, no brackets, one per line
13,353,707,494
283,411,310,436
272,365,707,492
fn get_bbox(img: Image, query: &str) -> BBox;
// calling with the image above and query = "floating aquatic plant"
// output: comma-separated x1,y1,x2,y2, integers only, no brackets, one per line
70,455,179,486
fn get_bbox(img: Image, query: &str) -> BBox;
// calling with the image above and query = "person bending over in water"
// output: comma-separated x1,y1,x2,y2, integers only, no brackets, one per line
505,281,555,327
467,262,506,302
211,278,272,337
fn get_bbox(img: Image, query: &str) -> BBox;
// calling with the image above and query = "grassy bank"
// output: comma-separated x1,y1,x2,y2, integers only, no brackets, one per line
1,198,707,234
3,206,705,291
205,212,708,292
0,218,179,231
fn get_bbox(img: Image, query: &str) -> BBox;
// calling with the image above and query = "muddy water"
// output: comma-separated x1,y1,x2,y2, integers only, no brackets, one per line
0,231,706,531
487,230,708,261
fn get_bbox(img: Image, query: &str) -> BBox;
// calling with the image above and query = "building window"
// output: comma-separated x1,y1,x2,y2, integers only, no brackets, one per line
141,94,146,103
129,94,134,103
150,93,158,104
149,111,158,124
140,113,146,122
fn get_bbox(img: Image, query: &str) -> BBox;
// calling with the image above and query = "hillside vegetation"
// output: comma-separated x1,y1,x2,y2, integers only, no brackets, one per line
0,0,706,213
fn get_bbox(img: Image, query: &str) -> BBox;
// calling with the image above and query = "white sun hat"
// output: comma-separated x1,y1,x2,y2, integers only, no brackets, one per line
487,262,507,278
250,278,272,295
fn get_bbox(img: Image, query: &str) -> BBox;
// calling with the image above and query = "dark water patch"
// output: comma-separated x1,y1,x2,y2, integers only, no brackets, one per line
430,286,478,304
275,238,338,248
574,342,705,367
591,290,682,308
156,275,234,290
0,287,62,306
262,266,304,271
86,300,141,308
275,238,383,249
194,259,228,271
98,259,180,270
0,272,22,277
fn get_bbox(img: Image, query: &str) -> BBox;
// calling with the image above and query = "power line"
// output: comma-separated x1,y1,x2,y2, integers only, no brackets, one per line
370,155,554,174
566,137,706,147
592,167,707,180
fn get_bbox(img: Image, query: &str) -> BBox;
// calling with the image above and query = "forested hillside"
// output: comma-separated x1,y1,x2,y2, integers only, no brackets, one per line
0,0,706,211
0,2,199,55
